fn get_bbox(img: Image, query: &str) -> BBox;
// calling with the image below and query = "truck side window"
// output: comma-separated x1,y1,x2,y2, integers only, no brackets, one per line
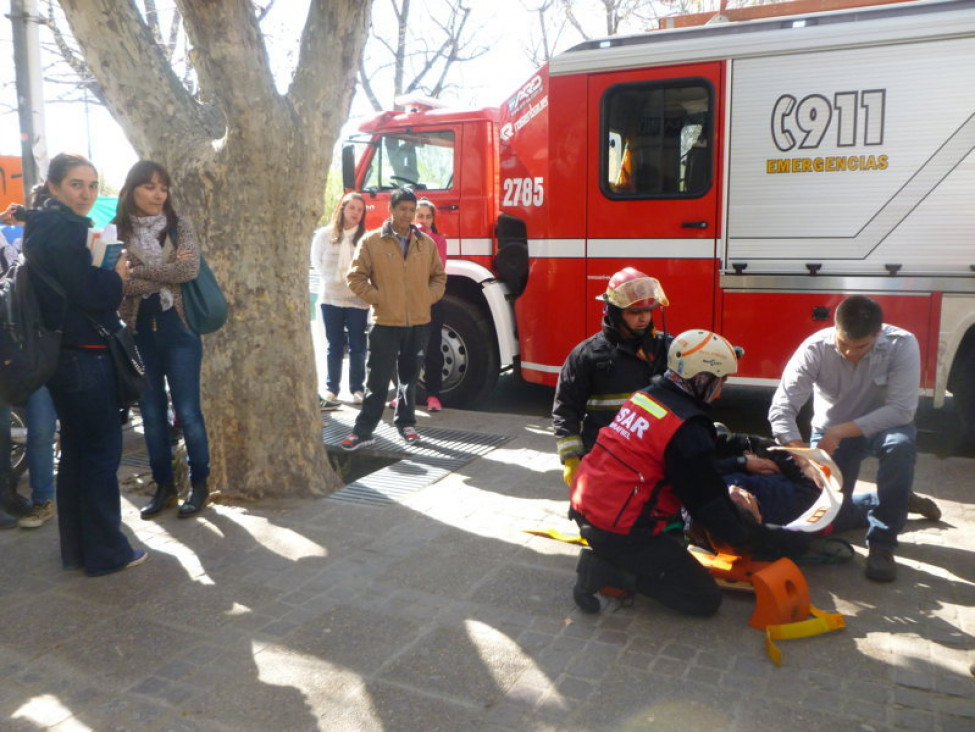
362,130,455,191
602,80,712,199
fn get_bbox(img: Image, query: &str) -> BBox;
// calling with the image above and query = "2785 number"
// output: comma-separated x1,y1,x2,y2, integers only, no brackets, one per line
502,177,544,207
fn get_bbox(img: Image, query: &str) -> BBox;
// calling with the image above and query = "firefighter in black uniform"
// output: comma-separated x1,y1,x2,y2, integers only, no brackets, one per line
553,267,672,486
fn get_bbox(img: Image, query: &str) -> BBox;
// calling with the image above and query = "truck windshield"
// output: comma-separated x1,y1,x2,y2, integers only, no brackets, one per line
363,130,455,191
602,80,712,198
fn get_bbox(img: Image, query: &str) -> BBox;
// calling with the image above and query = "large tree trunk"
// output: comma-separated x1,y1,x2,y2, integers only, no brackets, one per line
57,0,373,499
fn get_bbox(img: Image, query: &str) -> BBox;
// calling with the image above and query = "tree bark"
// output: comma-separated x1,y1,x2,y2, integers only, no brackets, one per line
56,0,373,499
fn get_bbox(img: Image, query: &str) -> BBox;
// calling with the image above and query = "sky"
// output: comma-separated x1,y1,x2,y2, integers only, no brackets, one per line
0,0,654,188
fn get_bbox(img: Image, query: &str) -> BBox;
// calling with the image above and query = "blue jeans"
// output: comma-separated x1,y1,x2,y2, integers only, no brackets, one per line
47,349,136,575
136,308,210,486
26,387,57,504
321,303,368,395
812,424,916,550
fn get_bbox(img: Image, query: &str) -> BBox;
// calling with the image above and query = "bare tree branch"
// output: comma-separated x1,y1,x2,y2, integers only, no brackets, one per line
290,0,371,155
255,0,277,23
57,0,214,154
165,6,183,63
559,0,590,40
358,0,489,111
521,0,562,65
41,1,97,96
357,55,384,113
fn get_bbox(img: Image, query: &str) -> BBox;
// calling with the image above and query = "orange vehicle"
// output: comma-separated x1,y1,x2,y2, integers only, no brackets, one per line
0,156,25,212
343,0,975,420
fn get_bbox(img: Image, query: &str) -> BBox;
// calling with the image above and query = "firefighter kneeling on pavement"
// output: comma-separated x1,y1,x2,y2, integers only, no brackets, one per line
554,267,672,487
569,329,805,616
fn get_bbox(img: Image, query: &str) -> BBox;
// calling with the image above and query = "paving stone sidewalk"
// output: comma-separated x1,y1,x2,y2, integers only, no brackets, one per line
1,403,973,731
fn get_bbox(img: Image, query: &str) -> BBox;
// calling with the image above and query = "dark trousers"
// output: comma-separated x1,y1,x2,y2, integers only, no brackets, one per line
321,303,368,396
0,402,10,475
581,522,722,617
354,324,428,437
723,471,819,527
136,308,210,486
47,350,135,575
423,300,444,398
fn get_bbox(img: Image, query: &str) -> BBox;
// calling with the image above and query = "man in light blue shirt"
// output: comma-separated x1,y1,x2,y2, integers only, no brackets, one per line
769,295,940,582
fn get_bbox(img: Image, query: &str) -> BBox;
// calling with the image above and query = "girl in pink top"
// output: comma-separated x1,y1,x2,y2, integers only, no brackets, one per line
415,199,447,411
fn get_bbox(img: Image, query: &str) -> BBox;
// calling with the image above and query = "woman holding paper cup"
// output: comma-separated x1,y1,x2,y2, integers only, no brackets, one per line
20,152,147,576
116,160,211,520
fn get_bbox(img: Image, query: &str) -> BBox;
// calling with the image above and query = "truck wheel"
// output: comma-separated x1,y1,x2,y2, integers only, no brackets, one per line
949,344,975,438
428,295,499,408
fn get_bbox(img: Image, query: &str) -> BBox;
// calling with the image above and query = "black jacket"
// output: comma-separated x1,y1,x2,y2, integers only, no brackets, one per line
23,201,123,347
553,315,671,463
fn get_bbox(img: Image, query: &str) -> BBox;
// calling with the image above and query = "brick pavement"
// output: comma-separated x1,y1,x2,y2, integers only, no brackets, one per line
0,402,973,731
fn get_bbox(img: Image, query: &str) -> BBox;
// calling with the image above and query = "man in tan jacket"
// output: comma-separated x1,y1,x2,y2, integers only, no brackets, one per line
341,188,447,450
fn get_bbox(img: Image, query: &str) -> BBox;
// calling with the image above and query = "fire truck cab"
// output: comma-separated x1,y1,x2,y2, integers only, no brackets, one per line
344,0,975,430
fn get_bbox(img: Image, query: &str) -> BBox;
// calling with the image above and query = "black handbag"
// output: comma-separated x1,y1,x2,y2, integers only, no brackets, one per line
86,316,146,407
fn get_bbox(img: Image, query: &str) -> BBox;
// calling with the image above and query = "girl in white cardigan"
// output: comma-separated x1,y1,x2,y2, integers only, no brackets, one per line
310,193,369,407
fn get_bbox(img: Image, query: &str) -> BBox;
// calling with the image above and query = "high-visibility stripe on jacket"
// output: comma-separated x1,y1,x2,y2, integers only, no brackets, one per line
553,319,671,463
570,389,689,535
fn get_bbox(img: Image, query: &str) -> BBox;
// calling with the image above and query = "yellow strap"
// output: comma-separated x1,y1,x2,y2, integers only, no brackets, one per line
764,605,846,666
524,528,589,546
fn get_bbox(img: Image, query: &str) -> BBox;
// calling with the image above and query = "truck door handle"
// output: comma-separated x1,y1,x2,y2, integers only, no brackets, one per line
682,221,708,229
440,204,460,211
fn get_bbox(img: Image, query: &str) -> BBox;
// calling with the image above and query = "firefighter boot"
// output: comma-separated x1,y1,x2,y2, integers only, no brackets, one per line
140,482,178,520
573,548,632,614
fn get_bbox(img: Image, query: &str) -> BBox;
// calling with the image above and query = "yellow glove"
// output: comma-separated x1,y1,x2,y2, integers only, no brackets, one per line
563,456,581,487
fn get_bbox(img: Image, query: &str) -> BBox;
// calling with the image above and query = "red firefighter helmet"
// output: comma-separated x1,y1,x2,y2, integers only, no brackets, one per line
597,267,670,310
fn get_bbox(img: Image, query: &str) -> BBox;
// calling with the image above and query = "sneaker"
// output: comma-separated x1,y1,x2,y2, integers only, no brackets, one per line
907,493,941,521
399,426,420,445
126,549,149,569
319,396,341,411
324,391,338,401
427,396,443,412
340,433,375,452
353,391,365,405
865,546,897,582
18,500,55,529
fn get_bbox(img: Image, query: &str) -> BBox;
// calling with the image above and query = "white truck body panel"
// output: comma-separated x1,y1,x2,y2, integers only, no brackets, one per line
727,36,975,276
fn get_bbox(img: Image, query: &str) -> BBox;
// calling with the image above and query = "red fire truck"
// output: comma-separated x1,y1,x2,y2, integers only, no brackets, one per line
343,0,975,425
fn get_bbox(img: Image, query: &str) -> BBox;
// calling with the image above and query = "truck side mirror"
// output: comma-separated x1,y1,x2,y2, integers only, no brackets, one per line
341,145,356,191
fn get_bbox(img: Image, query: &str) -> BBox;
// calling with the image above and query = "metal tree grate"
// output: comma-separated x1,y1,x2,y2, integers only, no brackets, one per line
323,410,511,505
120,452,152,469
